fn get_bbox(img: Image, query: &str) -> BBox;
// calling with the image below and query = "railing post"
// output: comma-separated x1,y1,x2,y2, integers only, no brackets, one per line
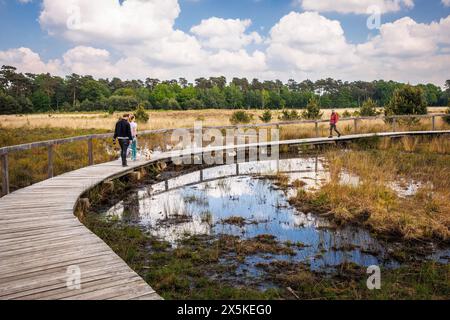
163,132,168,151
48,144,54,179
1,153,9,196
432,116,436,131
88,137,94,166
354,118,359,134
315,121,319,137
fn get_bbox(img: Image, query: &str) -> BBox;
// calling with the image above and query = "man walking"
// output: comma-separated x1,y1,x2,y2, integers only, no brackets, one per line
329,110,342,138
114,114,133,167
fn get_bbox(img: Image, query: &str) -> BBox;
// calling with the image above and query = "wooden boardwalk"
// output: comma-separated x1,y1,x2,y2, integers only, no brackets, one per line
0,130,449,300
0,159,161,300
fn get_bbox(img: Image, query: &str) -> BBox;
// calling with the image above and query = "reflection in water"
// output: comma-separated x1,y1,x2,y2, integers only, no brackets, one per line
103,156,449,272
104,157,401,271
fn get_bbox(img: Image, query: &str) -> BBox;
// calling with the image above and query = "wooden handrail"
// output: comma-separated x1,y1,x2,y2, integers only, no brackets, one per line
0,113,446,155
0,113,448,196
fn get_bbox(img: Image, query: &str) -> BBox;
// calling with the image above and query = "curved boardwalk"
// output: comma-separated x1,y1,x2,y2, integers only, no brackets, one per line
0,131,449,300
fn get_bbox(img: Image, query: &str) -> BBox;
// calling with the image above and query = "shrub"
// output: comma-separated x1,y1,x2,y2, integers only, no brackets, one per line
108,95,139,111
359,98,380,117
259,109,273,123
278,109,301,121
342,110,352,118
183,98,204,110
61,102,72,112
230,110,253,125
385,85,428,117
444,105,450,125
161,98,181,110
0,94,20,114
134,105,150,123
302,97,323,120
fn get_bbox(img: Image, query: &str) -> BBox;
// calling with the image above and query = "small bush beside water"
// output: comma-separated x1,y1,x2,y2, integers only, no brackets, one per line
230,110,254,125
445,106,450,125
134,105,150,123
359,98,380,117
385,85,428,117
278,109,301,121
302,97,323,120
259,109,273,123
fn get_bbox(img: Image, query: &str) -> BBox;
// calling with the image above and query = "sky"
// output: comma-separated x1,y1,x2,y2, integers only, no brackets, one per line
0,0,449,86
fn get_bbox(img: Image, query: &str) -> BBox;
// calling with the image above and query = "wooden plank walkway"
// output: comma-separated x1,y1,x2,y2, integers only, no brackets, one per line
0,159,162,300
0,130,449,300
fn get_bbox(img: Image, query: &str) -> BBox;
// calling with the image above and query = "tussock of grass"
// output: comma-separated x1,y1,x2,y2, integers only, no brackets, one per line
85,210,449,300
290,137,450,242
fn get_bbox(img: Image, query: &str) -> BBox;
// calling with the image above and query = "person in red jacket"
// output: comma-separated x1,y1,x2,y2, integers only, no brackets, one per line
329,110,342,138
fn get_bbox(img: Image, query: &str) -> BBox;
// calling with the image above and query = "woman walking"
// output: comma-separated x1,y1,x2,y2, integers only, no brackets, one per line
329,110,342,138
129,115,138,161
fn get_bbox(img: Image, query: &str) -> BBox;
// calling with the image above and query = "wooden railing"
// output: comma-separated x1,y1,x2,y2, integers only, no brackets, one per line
0,113,448,196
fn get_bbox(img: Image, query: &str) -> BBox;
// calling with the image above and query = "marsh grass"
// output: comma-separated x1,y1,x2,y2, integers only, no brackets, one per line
290,136,450,242
84,216,450,300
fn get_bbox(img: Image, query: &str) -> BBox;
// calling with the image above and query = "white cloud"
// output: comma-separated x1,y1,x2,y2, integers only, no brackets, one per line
443,0,450,7
357,17,438,57
2,1,449,86
208,50,267,72
266,11,450,85
267,12,359,73
62,46,118,78
0,47,61,75
39,0,179,44
191,17,262,50
296,0,414,14
37,0,267,79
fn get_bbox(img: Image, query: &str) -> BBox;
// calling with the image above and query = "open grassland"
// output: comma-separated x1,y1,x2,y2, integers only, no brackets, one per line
290,136,450,243
0,107,447,131
0,108,449,193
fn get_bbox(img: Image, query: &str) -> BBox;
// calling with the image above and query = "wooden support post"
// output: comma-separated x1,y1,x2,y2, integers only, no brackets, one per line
157,161,167,171
1,153,9,196
128,171,142,182
103,180,115,193
165,180,169,191
48,144,54,179
315,121,319,138
164,132,170,151
432,116,436,131
354,118,359,134
392,118,397,132
88,137,94,166
200,170,204,182
75,198,91,221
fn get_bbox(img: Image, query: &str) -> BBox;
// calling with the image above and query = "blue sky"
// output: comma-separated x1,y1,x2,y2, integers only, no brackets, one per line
0,0,449,85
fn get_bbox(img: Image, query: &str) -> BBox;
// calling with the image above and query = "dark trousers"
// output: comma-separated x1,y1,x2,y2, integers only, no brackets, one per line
119,139,130,165
330,124,341,137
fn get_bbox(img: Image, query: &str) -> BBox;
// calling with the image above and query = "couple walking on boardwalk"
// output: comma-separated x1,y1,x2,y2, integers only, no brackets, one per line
112,110,341,167
113,114,138,167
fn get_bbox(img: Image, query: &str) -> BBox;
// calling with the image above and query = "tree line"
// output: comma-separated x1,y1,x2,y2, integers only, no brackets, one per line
0,65,449,115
